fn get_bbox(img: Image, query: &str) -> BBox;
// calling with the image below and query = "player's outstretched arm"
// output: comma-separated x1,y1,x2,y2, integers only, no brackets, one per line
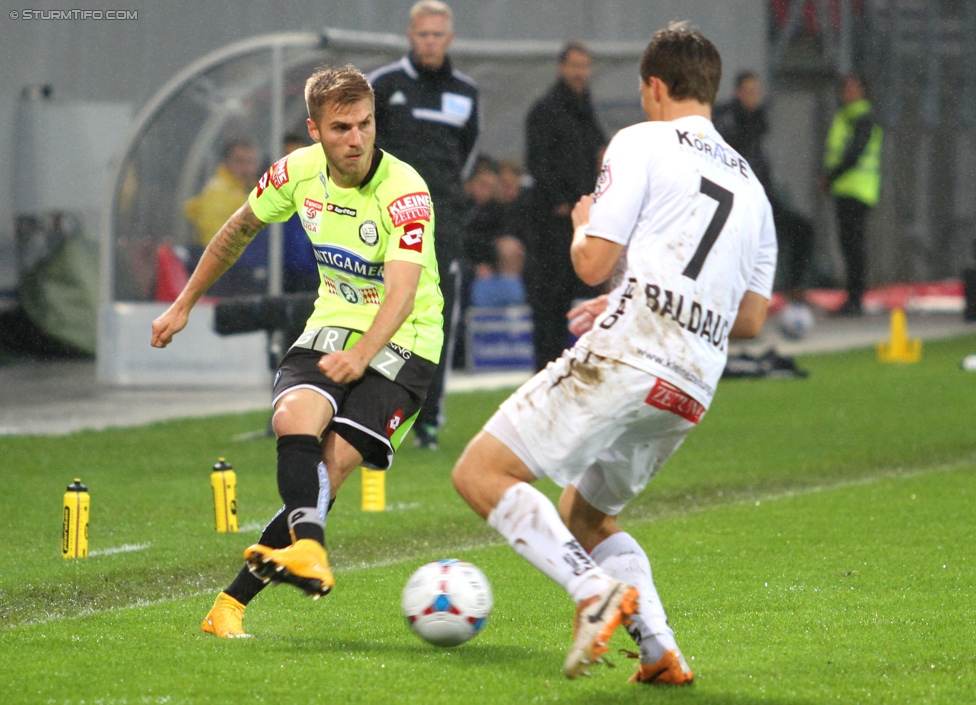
729,291,770,340
150,203,267,348
316,260,422,384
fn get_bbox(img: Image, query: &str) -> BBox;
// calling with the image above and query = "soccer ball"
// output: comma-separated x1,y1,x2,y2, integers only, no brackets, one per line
778,302,816,340
402,559,493,647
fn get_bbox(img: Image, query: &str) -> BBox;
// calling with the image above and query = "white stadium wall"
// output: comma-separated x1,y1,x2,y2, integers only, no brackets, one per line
0,0,767,293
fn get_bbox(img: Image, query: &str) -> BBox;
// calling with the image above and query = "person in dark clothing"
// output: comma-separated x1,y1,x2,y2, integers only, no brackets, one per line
524,41,607,371
820,74,883,316
369,0,479,449
463,157,527,309
714,70,814,305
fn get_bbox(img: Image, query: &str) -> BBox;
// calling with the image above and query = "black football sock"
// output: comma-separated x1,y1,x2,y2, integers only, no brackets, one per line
277,434,326,544
225,566,266,606
224,505,292,605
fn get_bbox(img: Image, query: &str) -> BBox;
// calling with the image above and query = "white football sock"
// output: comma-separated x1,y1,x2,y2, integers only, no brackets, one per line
488,483,610,603
591,531,678,663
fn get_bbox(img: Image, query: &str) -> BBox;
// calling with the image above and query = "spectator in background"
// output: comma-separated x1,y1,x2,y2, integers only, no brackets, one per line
233,133,320,302
463,157,526,308
525,41,606,371
714,70,814,307
370,0,479,450
463,156,503,270
184,138,265,295
281,133,320,295
493,159,528,299
820,74,883,316
184,139,258,248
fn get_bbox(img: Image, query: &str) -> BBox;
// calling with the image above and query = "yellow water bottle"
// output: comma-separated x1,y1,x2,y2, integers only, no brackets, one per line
62,479,90,559
361,467,386,512
210,458,239,532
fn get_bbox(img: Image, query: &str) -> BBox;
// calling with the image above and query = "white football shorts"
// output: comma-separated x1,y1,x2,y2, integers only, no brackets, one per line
483,347,698,516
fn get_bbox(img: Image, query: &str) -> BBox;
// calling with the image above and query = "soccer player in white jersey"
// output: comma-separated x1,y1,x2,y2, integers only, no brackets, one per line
452,23,777,684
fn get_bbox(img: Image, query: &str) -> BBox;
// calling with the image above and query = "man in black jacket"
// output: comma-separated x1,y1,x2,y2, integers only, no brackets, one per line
524,42,606,371
714,70,814,309
369,0,479,449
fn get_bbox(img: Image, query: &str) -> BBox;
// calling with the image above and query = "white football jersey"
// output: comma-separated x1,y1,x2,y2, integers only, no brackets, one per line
578,115,777,407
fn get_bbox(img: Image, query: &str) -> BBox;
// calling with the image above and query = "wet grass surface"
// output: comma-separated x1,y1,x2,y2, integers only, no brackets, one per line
1,335,974,702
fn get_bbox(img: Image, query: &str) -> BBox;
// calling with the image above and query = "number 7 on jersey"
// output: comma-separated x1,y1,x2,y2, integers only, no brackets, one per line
682,177,733,281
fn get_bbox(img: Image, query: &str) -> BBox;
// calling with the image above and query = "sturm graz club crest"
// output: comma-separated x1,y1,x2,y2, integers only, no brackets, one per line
339,282,361,304
359,220,379,246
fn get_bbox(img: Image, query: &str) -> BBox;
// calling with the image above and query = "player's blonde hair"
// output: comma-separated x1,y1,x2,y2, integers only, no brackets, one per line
640,21,722,106
304,64,374,125
409,0,453,28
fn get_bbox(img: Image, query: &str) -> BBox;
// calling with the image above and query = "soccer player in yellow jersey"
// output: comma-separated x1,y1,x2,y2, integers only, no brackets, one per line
151,65,444,637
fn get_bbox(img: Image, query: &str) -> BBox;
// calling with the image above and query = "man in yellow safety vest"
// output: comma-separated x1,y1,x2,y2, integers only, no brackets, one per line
821,74,883,316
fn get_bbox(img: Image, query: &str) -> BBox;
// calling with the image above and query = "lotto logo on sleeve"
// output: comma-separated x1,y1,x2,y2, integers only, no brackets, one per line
387,192,431,227
399,222,424,252
645,378,705,424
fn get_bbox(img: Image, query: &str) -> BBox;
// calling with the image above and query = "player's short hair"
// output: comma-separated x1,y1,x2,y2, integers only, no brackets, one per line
558,41,591,64
410,0,452,27
304,64,374,125
639,21,722,106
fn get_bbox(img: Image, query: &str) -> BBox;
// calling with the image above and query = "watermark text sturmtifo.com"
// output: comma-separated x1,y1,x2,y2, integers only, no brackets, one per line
9,10,138,20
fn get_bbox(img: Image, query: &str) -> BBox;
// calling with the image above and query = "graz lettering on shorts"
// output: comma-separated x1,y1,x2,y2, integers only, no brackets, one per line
675,129,749,178
645,378,705,424
313,244,384,282
292,327,409,382
644,283,731,349
293,327,352,354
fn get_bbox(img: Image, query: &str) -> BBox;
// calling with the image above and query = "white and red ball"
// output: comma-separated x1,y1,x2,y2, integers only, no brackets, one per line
402,559,493,647
778,302,816,340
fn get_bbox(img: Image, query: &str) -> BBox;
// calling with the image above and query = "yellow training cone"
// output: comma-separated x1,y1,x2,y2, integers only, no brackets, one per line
877,307,921,363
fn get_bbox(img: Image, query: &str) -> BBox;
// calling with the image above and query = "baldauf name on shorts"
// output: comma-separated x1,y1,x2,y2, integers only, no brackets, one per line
645,282,730,348
675,129,749,178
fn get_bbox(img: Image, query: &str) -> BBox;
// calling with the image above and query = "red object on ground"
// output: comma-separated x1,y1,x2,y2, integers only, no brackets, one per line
154,244,189,302
769,280,964,314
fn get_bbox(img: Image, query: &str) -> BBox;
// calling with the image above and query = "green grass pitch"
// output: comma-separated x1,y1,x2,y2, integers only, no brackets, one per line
1,335,975,703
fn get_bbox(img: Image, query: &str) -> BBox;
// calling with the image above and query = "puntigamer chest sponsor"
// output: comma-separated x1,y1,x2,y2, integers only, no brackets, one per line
313,244,384,282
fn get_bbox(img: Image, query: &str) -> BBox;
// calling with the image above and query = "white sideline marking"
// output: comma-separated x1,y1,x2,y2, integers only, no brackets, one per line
88,542,152,557
12,457,972,628
386,502,420,512
238,521,264,533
